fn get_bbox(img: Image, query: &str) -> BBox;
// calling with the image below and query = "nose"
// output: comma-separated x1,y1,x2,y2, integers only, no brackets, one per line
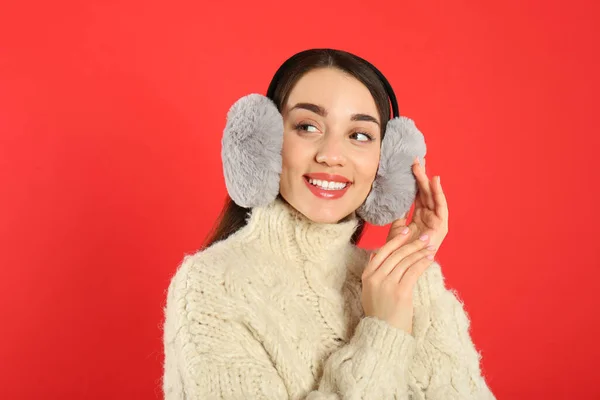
315,134,347,167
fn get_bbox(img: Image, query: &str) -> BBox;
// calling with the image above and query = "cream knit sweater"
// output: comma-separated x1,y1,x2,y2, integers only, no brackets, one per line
162,198,495,399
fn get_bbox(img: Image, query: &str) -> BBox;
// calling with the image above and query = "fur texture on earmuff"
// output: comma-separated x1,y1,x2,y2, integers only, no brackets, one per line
221,94,427,226
356,117,427,225
221,94,284,208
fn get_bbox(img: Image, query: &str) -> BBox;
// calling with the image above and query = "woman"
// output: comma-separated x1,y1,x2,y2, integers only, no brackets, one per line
162,49,495,399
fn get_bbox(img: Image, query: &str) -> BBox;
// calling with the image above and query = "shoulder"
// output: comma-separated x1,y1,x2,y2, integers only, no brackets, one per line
165,229,275,318
166,233,250,298
163,237,249,346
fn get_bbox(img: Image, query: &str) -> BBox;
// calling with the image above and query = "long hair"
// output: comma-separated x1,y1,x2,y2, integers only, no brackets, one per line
203,49,392,249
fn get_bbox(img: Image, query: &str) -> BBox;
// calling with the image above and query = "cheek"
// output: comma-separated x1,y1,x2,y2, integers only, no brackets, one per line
281,131,311,174
355,149,380,184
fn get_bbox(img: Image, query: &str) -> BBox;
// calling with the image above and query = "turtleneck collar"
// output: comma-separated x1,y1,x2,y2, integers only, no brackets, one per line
242,197,360,263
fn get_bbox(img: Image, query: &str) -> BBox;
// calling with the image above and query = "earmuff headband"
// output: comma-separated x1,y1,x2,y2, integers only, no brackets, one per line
265,49,399,119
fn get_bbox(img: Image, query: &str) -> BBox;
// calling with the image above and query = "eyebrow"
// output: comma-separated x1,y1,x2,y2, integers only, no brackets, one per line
289,102,380,126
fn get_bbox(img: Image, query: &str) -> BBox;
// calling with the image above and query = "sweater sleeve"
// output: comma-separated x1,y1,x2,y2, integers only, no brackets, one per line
409,261,496,400
307,316,416,400
162,256,416,400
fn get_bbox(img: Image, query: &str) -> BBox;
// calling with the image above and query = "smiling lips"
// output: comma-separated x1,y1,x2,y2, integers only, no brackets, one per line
303,173,352,200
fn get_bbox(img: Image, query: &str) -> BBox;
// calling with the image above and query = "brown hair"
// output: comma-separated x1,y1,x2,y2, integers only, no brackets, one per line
203,49,392,249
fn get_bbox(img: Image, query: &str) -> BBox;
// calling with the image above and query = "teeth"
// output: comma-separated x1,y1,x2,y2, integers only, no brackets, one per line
308,178,349,190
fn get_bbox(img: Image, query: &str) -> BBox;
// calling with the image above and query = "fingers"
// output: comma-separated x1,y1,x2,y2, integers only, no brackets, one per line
386,213,411,241
387,245,436,283
363,231,412,279
398,255,435,292
369,233,432,279
431,175,448,222
413,157,435,210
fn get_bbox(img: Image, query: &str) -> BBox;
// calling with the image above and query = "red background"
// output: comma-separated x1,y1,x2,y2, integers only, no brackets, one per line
1,1,599,399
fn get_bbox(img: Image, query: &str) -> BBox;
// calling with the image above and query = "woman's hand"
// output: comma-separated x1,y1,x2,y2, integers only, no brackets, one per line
362,231,436,334
387,157,448,253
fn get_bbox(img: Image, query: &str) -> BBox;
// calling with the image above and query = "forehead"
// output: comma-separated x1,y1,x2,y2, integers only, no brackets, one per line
285,68,379,117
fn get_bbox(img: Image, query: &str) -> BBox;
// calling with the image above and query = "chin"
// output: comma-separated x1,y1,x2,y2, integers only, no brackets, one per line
280,186,363,224
298,201,357,224
306,211,344,224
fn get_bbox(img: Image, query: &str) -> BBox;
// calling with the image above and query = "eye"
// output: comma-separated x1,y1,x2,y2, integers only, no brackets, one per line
294,123,319,133
350,132,375,142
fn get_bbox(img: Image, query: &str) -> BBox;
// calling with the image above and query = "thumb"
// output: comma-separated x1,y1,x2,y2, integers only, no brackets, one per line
387,212,410,242
390,211,409,228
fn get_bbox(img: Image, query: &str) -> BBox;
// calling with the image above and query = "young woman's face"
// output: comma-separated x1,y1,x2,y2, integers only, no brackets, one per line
279,67,381,224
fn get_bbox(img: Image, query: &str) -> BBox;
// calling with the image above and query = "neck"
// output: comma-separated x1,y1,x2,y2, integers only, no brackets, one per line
242,197,360,262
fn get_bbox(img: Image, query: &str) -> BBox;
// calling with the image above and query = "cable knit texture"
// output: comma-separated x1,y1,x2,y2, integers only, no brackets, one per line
162,198,495,399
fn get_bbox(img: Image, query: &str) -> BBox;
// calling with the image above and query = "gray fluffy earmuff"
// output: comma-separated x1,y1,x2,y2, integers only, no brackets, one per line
221,93,427,226
222,94,284,208
356,117,427,225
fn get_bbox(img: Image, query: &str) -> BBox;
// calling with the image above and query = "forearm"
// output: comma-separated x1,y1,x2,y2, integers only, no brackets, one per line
411,262,495,399
163,257,417,400
310,316,416,399
164,316,416,400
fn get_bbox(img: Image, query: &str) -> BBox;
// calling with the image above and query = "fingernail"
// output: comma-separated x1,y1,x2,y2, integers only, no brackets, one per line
427,245,436,250
419,234,429,241
401,227,409,235
427,254,434,260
